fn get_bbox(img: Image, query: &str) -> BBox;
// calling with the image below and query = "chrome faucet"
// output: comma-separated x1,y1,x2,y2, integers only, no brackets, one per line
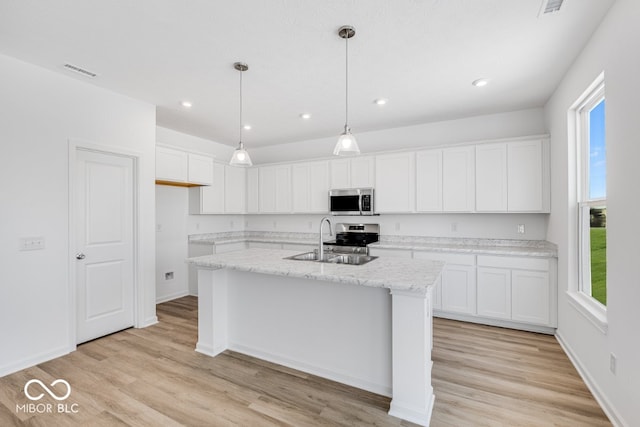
318,217,333,260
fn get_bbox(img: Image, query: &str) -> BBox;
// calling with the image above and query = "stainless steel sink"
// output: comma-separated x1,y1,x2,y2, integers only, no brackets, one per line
285,251,378,266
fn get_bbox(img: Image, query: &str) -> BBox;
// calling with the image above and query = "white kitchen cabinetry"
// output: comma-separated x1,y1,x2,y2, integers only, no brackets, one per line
375,152,415,213
477,255,555,328
416,149,443,212
507,139,549,212
190,162,225,214
442,146,475,212
156,146,214,186
329,156,375,189
292,161,329,213
477,267,511,319
224,165,246,214
246,167,259,214
190,163,246,214
475,143,507,212
475,139,550,213
414,252,475,314
259,165,292,213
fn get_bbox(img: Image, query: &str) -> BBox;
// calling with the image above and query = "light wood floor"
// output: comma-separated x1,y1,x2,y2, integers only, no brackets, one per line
0,296,610,426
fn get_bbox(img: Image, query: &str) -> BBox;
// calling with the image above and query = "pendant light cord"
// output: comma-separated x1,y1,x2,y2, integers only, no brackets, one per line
239,68,243,146
345,33,349,130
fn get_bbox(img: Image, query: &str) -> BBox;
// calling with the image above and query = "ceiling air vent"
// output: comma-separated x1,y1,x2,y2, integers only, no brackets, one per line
63,63,97,78
539,0,563,17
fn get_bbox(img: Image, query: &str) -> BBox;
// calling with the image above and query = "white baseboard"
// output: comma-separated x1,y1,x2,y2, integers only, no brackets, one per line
228,342,392,397
434,311,556,335
0,346,70,378
555,331,627,427
155,290,189,304
140,316,158,328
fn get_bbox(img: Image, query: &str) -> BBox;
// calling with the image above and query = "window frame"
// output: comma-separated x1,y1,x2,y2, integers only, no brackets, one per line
569,74,607,332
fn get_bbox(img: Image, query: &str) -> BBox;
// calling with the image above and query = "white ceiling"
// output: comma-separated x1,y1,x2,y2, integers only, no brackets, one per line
0,0,614,148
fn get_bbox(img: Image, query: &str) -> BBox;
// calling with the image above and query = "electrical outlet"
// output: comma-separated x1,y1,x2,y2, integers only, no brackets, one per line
451,223,458,232
19,237,45,251
230,220,234,229
273,221,277,229
610,353,617,375
195,222,200,230
156,224,162,232
517,224,526,234
164,272,174,280
395,222,400,231
308,221,313,230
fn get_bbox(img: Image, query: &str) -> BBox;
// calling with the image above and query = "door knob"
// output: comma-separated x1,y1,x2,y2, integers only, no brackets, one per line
75,253,86,260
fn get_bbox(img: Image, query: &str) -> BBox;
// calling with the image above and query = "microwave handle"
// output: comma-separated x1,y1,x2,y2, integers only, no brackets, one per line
358,193,363,215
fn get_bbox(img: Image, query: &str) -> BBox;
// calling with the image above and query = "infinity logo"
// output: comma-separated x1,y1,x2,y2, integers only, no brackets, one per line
24,379,71,401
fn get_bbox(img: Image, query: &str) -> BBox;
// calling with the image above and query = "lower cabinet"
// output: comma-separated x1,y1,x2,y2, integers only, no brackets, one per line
413,251,475,314
476,256,555,328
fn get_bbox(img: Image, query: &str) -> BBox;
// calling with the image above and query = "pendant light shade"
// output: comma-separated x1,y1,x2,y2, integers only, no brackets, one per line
229,62,253,167
334,25,360,156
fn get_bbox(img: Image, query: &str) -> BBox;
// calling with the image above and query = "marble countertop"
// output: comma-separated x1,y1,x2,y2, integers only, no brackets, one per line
187,248,444,293
188,231,557,258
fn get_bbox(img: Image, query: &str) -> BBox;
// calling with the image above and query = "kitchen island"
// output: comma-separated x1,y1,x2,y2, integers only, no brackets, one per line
187,248,444,426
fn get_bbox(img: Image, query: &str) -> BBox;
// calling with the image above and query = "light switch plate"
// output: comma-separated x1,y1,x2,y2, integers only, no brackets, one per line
20,237,45,251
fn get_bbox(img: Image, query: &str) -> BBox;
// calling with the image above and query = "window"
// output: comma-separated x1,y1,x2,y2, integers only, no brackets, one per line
577,78,606,307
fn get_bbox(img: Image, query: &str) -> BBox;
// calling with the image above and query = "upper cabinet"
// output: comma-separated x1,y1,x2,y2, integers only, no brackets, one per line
375,152,415,213
475,139,549,213
156,146,213,186
416,146,475,213
329,156,375,189
259,165,292,213
189,163,246,214
292,161,329,213
246,167,259,214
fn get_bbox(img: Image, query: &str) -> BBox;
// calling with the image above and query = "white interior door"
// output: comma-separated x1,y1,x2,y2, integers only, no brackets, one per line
75,149,135,344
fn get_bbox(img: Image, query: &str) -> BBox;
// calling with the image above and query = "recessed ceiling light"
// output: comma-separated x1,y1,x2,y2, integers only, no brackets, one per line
472,78,490,87
243,124,252,130
374,98,388,106
300,113,311,119
181,101,192,108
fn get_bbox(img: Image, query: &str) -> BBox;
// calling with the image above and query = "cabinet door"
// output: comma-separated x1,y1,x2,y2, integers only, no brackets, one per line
187,153,214,185
477,267,511,319
259,166,276,213
441,265,476,315
416,149,443,212
512,270,550,325
330,159,350,189
350,156,375,188
291,163,310,213
443,146,475,212
274,165,292,213
200,163,225,213
156,146,188,182
225,165,246,213
375,152,415,213
308,161,329,212
475,143,507,212
508,140,544,212
246,167,259,214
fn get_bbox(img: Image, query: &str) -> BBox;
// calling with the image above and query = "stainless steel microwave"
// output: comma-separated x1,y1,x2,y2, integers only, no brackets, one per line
329,188,375,216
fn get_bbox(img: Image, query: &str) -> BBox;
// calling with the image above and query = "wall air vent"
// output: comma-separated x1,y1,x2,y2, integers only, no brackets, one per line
538,0,563,17
63,63,97,78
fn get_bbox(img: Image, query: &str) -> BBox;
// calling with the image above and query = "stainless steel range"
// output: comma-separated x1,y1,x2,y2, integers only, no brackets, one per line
323,223,380,255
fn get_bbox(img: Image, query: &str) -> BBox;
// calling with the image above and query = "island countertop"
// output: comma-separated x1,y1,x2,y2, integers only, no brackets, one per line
187,248,444,293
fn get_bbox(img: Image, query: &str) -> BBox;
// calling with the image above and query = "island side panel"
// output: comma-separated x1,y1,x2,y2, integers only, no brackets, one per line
388,288,434,427
225,270,393,397
196,268,228,357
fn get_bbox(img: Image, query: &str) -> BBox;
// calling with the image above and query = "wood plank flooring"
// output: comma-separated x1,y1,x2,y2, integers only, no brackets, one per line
0,296,610,426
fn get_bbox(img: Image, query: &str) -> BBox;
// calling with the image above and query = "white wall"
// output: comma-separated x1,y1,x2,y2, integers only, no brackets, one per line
545,0,640,425
246,213,548,240
250,108,545,164
0,54,157,376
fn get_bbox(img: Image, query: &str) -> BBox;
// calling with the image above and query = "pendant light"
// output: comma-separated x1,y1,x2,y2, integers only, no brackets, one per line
229,62,253,167
333,25,360,156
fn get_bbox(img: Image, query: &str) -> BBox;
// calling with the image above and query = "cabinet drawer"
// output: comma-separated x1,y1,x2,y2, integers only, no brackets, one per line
413,251,475,266
477,255,548,271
